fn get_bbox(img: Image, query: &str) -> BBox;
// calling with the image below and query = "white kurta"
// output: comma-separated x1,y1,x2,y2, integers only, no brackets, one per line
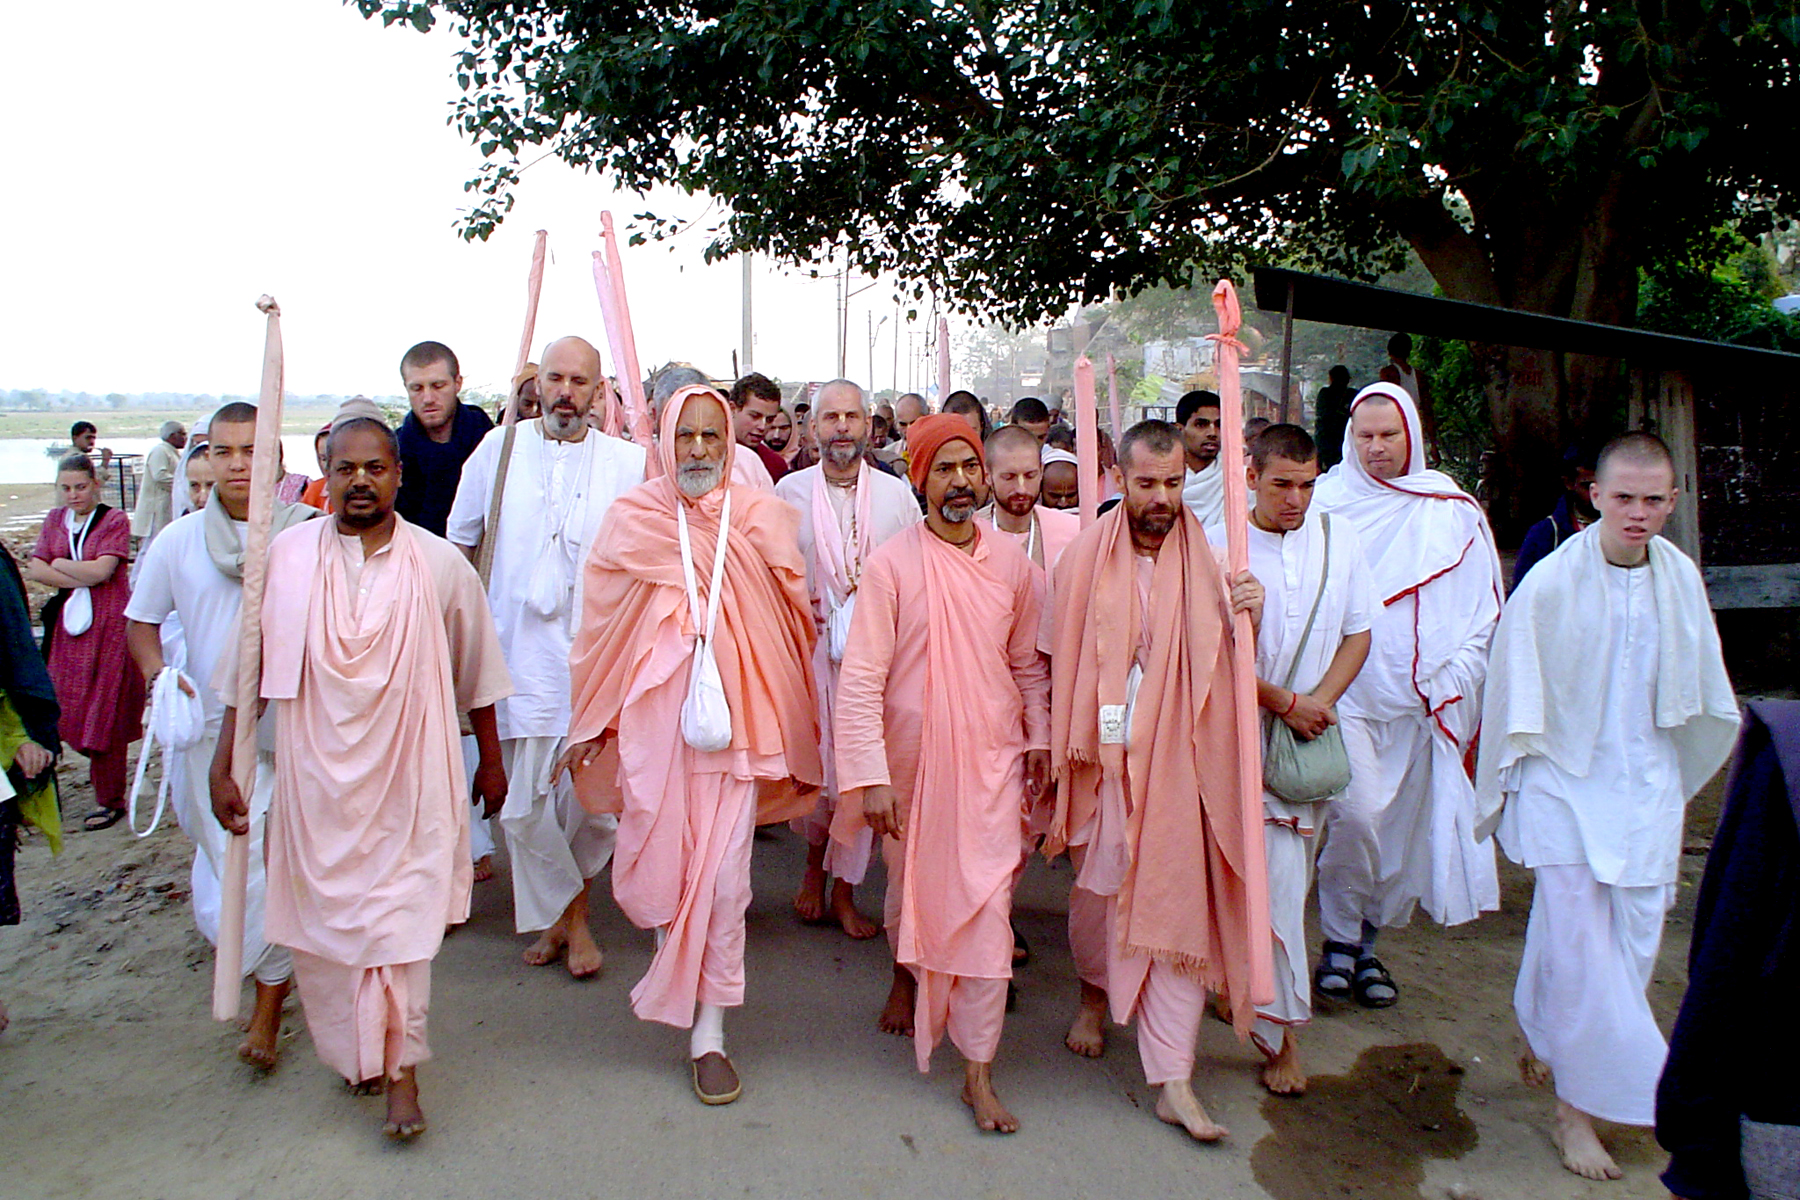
1237,512,1374,1051
123,510,289,982
447,422,646,932
1478,531,1737,1127
774,462,920,884
131,439,179,541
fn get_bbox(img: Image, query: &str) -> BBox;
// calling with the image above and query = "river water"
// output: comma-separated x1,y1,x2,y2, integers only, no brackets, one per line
0,436,322,485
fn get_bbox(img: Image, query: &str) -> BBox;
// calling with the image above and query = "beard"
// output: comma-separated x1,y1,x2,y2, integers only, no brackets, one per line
1127,504,1177,538
938,487,977,524
824,437,866,469
996,490,1036,517
677,460,724,498
543,406,585,440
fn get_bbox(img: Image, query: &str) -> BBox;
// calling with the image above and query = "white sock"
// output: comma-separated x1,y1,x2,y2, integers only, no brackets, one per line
654,925,668,951
690,1002,726,1059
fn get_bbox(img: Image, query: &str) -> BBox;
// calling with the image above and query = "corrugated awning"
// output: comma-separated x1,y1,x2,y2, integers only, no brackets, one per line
1252,267,1800,377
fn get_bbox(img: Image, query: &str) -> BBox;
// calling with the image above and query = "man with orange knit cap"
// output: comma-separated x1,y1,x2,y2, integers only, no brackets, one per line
833,413,1051,1134
557,385,821,1107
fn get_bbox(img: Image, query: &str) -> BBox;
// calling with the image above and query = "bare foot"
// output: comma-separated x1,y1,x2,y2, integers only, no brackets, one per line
794,862,828,924
879,964,916,1037
1156,1079,1228,1142
236,978,290,1071
1519,1049,1552,1088
961,1061,1019,1133
1259,1033,1306,1096
382,1067,426,1140
1064,981,1108,1057
348,1076,384,1097
565,921,604,979
472,855,494,883
523,924,568,968
1552,1100,1621,1181
830,879,879,939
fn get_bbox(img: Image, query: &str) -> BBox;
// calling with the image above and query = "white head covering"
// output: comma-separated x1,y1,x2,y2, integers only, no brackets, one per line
159,420,185,441
1040,446,1080,468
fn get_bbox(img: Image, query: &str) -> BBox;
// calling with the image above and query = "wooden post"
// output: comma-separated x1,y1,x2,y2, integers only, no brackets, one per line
474,230,549,588
1278,279,1295,425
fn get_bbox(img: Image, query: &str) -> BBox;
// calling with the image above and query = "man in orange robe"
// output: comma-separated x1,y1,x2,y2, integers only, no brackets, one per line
833,414,1051,1134
560,386,821,1106
211,416,512,1140
1047,419,1271,1143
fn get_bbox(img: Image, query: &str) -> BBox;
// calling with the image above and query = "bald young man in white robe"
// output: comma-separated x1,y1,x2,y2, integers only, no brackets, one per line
1311,383,1502,1008
447,336,647,974
1476,432,1738,1183
775,380,920,938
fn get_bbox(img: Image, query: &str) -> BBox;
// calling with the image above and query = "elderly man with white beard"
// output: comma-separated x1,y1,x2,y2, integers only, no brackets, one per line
774,380,920,939
447,336,647,976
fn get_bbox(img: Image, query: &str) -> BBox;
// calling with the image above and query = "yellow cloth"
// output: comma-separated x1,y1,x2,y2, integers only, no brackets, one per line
1,694,61,856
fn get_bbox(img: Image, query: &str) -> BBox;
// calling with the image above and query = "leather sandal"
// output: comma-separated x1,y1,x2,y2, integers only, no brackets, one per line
692,1052,741,1105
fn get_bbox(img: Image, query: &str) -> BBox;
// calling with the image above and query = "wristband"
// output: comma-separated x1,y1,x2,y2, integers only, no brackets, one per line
1281,691,1300,716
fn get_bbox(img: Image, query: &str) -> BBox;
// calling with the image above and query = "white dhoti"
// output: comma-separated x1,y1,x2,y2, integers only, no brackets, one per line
1515,863,1672,1126
174,728,291,985
1253,806,1317,1057
498,735,617,934
461,734,496,862
1318,712,1497,943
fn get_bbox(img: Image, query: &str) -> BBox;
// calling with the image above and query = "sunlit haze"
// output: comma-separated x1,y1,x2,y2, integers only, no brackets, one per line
0,0,964,398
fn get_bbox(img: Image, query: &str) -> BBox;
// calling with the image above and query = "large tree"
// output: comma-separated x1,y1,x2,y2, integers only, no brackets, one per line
357,0,1800,530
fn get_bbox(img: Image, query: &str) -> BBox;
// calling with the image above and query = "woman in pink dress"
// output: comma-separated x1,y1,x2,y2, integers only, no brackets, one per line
27,454,144,831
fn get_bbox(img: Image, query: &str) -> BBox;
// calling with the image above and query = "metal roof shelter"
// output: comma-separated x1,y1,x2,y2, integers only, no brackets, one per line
1252,267,1800,609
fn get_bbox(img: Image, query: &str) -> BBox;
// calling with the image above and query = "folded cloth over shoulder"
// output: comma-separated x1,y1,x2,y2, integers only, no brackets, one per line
1475,526,1739,839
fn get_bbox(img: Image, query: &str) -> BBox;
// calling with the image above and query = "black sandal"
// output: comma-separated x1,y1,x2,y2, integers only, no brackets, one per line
83,807,125,832
1352,955,1398,1008
1313,940,1358,1000
1012,923,1031,967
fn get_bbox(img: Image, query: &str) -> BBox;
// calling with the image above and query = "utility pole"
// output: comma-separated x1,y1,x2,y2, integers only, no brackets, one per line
892,302,901,397
740,254,753,374
835,268,847,379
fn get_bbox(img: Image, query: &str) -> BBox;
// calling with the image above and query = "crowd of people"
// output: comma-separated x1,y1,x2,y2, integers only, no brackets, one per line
0,336,1792,1200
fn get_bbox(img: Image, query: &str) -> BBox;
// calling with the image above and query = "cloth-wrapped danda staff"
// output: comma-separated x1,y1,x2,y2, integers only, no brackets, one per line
593,211,655,456
214,296,286,1021
1206,277,1272,992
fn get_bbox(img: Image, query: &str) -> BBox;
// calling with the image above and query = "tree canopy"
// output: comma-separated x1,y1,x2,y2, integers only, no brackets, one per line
356,0,1799,329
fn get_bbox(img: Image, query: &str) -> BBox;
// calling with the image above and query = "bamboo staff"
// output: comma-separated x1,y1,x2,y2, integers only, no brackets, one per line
1072,355,1101,527
1209,278,1274,999
474,229,549,587
214,296,286,1021
593,212,654,453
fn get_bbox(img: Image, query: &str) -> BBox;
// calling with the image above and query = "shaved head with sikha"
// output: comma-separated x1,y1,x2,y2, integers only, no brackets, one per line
985,425,1044,521
1591,431,1678,567
538,336,603,441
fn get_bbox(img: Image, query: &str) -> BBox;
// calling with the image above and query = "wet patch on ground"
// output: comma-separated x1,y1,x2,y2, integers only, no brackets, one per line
1252,1042,1478,1200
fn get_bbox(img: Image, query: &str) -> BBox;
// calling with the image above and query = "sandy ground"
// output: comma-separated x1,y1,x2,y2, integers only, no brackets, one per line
2,748,1738,1200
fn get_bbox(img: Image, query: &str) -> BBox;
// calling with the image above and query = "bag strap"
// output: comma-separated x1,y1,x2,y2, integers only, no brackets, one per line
676,490,733,645
1279,513,1332,691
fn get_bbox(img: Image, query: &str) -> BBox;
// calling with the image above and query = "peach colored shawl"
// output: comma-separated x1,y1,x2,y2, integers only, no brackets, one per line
568,387,821,814
1048,506,1272,1025
260,518,471,967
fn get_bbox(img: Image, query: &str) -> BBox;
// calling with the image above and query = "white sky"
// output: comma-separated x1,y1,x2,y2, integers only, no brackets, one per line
0,0,967,398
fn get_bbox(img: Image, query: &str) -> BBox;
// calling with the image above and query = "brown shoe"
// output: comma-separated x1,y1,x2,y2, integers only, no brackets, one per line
691,1052,742,1105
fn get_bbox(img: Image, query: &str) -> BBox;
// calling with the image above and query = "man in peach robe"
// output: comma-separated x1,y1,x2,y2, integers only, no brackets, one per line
1047,419,1270,1144
560,386,820,1107
833,414,1050,1134
773,379,920,939
211,416,511,1140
